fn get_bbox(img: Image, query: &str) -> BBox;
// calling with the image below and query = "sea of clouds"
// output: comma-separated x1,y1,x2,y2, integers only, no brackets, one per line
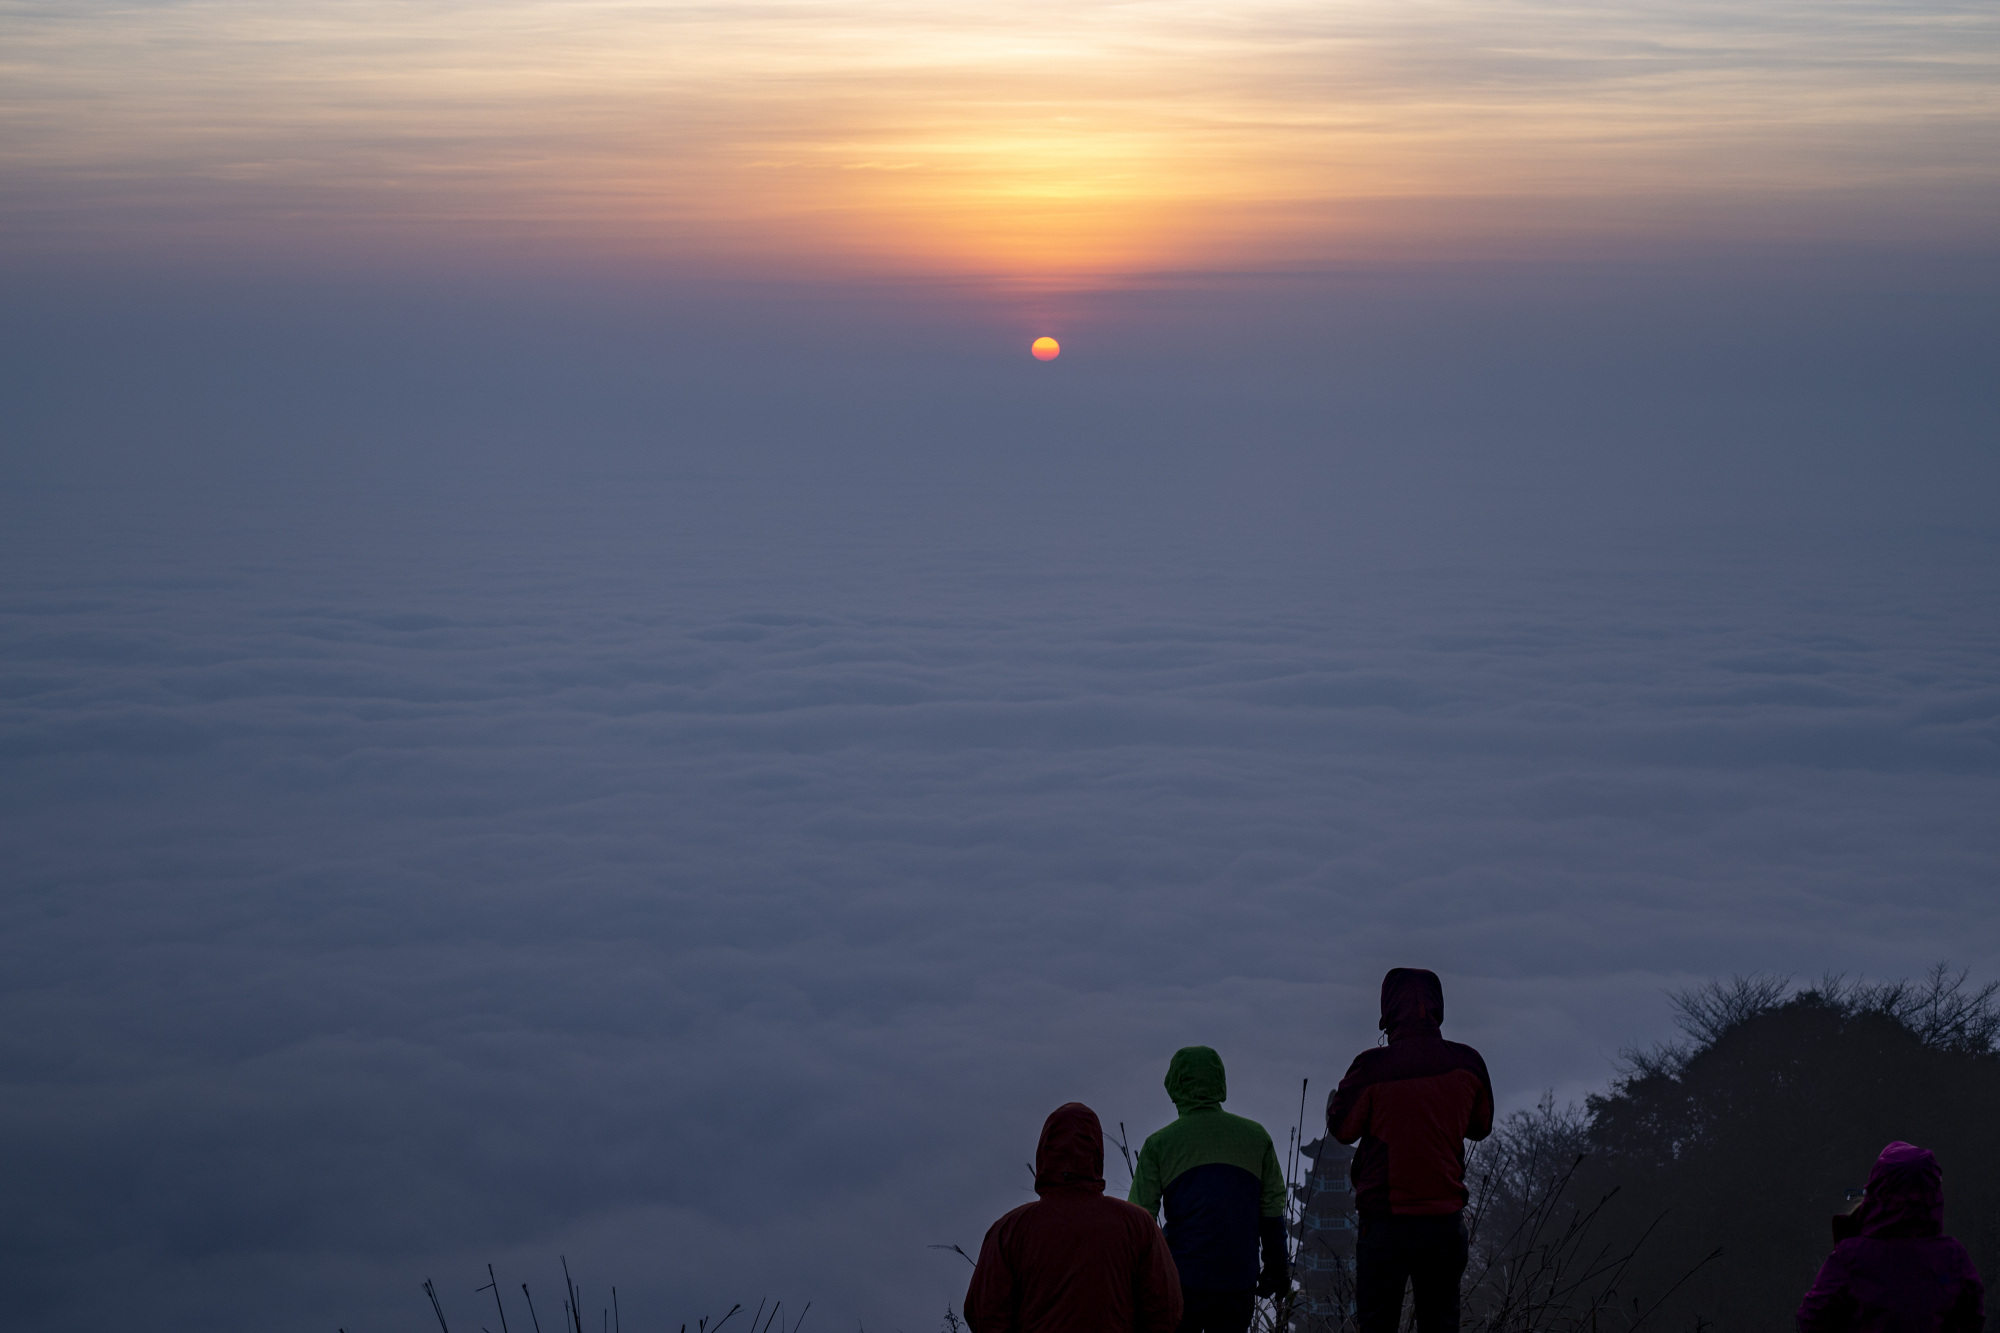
2,258,1996,1330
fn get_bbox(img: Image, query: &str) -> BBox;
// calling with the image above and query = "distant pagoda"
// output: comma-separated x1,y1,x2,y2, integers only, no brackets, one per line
1289,1136,1356,1328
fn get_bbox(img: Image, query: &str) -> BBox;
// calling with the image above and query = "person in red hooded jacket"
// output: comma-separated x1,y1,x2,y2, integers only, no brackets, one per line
966,1102,1184,1333
1326,968,1493,1333
1797,1141,1985,1332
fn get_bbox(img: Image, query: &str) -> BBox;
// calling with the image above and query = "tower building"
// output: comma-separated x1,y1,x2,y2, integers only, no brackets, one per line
1289,1136,1356,1328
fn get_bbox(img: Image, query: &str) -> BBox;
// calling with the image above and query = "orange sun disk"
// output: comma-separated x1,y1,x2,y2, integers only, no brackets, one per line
1031,336,1060,361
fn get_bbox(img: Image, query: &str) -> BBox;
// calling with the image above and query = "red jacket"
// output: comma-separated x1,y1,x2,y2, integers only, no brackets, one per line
966,1103,1183,1333
1327,969,1493,1217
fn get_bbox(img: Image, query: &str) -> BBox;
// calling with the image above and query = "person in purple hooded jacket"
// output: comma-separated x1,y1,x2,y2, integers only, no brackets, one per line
1796,1141,1985,1333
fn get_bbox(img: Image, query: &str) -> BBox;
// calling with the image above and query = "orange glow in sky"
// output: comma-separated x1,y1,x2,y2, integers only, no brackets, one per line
3,0,1996,279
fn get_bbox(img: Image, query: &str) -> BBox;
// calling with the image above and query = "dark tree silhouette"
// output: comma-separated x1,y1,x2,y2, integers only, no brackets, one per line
1560,966,2000,1330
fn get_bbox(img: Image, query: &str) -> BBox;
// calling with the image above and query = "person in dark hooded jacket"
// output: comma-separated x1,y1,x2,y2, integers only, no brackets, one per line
966,1102,1184,1333
1128,1047,1289,1333
1796,1141,1985,1333
1326,968,1493,1333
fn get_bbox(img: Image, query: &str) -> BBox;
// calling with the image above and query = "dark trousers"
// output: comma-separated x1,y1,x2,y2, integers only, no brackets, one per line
1175,1289,1254,1333
1356,1214,1468,1333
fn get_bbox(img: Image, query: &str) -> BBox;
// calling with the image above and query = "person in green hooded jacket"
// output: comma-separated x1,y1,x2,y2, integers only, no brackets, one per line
1128,1047,1290,1333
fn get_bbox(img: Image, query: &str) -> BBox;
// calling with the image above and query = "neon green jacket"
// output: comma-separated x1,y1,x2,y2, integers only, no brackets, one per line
1128,1047,1287,1291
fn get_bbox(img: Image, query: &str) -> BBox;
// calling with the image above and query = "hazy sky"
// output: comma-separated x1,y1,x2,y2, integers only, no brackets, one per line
2,2,1998,1332
6,0,1999,273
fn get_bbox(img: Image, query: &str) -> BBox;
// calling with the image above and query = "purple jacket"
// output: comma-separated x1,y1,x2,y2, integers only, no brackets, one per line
1797,1142,1985,1333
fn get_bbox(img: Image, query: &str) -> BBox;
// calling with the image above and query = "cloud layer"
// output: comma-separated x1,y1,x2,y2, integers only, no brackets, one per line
1,261,1997,1330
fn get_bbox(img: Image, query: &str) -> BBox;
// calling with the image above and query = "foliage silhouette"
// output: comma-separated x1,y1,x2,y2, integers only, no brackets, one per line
1569,965,2000,1329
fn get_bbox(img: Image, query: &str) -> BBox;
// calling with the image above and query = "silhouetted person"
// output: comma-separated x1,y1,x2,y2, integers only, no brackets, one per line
1797,1141,1985,1332
1128,1047,1289,1333
966,1102,1184,1333
1327,968,1493,1333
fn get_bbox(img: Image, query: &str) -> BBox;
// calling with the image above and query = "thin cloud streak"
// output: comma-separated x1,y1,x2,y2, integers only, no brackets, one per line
3,0,1997,272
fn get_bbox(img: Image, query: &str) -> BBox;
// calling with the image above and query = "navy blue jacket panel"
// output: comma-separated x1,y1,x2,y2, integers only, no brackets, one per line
1161,1162,1265,1291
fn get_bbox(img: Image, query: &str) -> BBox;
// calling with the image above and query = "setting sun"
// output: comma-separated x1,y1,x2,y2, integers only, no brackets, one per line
1031,336,1060,361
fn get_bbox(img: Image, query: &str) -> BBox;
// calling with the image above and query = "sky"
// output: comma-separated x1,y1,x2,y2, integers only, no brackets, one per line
3,2,1999,1332
7,0,1999,273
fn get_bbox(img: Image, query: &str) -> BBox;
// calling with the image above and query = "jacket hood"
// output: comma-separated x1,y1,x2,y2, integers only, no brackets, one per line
1855,1141,1945,1238
1034,1102,1107,1195
1165,1046,1227,1113
1379,968,1445,1039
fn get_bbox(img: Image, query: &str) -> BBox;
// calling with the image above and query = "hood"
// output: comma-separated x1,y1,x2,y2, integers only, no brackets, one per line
1034,1102,1107,1195
1854,1141,1944,1239
1379,968,1445,1040
1165,1046,1227,1113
